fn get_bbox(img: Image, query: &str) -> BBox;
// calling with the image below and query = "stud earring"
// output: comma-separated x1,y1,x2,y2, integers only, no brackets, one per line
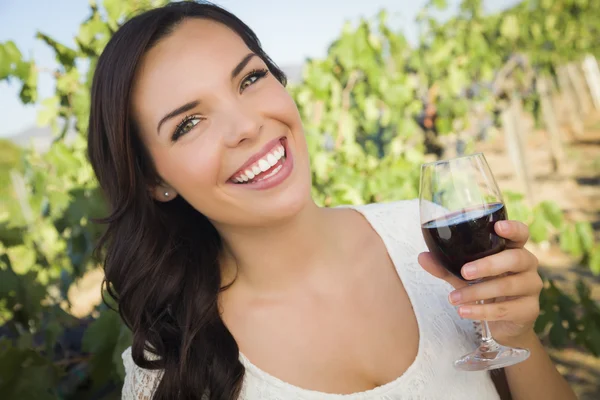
164,191,170,198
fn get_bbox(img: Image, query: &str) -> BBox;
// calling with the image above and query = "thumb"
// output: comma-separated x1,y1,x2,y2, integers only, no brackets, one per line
417,252,468,290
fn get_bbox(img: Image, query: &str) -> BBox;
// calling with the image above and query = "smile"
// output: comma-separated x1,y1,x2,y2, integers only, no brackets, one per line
228,137,293,190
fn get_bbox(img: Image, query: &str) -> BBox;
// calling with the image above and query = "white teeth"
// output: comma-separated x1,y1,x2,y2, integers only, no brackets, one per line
233,142,287,183
258,164,283,181
258,159,270,172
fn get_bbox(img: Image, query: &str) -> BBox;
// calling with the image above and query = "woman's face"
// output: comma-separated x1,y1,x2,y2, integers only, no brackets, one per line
131,18,312,228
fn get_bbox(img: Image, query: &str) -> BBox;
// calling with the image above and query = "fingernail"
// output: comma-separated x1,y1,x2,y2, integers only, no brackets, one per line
459,307,472,317
498,221,509,232
449,291,462,304
462,264,477,278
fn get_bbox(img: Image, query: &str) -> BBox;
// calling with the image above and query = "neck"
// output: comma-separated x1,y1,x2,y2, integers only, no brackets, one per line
215,201,344,293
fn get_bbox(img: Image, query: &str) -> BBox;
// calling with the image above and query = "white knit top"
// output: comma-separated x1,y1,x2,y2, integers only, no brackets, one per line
121,200,501,400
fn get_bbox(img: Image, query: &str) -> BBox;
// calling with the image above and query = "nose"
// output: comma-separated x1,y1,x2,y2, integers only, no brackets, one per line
222,101,262,148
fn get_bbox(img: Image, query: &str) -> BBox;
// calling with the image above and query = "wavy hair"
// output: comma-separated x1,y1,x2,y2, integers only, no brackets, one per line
87,2,287,398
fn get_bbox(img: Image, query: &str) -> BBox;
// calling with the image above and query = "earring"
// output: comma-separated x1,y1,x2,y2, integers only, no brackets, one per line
164,191,170,198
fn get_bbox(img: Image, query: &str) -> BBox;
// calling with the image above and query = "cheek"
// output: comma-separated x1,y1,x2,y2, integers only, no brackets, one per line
153,140,222,197
263,85,306,142
273,88,302,126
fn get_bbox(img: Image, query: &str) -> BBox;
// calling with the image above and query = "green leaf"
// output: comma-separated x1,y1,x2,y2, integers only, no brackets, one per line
539,201,563,229
36,96,60,127
0,262,19,297
18,62,38,104
104,0,127,25
113,324,133,380
436,117,452,134
77,14,109,51
312,150,331,182
431,0,448,10
589,245,600,276
505,199,530,223
548,314,569,347
35,33,77,69
500,15,520,41
44,319,64,357
83,310,122,387
534,310,553,334
3,41,22,63
56,68,80,94
575,221,594,253
0,46,11,79
529,211,549,243
6,245,37,275
14,60,31,81
364,96,379,122
560,225,583,258
0,41,23,79
0,342,59,400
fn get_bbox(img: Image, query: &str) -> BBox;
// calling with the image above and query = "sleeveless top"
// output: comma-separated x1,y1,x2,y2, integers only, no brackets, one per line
121,200,501,399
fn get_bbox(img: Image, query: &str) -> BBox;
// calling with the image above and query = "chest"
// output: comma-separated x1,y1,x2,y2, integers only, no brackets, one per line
227,254,420,394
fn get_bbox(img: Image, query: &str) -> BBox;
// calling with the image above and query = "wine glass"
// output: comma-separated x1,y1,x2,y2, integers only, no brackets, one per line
419,152,530,371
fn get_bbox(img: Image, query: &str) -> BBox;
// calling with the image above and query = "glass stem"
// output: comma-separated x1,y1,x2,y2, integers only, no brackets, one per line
468,281,499,349
477,299,494,342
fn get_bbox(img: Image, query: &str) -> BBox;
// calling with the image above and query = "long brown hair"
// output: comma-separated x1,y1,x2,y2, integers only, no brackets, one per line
87,2,287,398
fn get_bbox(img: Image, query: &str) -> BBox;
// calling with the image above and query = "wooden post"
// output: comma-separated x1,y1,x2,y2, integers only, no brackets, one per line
557,65,584,139
567,63,593,116
582,55,600,110
536,77,565,173
501,95,534,207
550,77,568,126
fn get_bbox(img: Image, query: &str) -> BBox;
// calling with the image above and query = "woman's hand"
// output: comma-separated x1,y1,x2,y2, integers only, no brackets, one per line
418,220,543,346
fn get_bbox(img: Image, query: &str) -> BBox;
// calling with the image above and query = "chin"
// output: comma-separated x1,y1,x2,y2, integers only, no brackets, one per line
260,181,313,220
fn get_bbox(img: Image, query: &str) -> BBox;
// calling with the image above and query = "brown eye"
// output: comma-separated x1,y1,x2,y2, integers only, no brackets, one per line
172,116,202,142
240,69,268,93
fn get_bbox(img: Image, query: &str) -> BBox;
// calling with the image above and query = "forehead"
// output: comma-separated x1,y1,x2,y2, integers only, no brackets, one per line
132,18,252,123
134,18,251,91
148,18,250,64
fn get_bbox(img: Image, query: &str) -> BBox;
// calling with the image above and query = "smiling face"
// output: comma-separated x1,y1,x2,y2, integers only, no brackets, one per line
131,18,313,229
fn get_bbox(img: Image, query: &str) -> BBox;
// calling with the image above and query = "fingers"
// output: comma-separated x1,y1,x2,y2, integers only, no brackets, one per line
457,296,540,324
495,220,530,248
461,248,539,280
418,252,469,290
449,271,543,305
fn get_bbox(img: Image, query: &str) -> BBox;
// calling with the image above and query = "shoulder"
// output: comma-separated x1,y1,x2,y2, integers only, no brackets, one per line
354,198,420,218
121,346,163,400
351,199,425,249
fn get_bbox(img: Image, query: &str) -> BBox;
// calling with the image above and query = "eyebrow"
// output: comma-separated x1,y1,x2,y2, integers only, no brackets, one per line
156,100,200,135
231,53,257,79
156,53,258,135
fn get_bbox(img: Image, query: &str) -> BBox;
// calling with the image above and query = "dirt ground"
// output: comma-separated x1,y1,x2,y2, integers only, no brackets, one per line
66,115,600,398
477,115,600,400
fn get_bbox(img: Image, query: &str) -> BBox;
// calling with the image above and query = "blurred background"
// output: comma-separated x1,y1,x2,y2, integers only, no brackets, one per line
0,0,599,399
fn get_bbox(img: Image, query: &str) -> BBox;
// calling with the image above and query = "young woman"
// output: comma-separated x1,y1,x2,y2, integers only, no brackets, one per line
87,2,576,399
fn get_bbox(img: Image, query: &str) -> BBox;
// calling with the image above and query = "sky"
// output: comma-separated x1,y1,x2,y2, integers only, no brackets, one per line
0,0,519,138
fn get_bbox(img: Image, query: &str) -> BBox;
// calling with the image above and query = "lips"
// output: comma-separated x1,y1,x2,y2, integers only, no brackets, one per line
229,137,286,184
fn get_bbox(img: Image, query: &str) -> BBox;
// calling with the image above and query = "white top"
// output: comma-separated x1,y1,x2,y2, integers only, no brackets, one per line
121,200,501,400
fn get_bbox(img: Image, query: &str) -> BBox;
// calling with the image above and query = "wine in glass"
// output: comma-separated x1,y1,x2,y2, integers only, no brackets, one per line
419,152,530,371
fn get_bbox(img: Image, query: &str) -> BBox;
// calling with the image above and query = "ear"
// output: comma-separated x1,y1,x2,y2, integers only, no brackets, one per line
151,183,178,203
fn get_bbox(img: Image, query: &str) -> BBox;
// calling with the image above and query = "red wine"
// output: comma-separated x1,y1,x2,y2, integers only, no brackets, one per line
421,202,507,281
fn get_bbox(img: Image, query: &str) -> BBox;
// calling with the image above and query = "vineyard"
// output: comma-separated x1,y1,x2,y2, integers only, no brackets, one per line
0,0,599,398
